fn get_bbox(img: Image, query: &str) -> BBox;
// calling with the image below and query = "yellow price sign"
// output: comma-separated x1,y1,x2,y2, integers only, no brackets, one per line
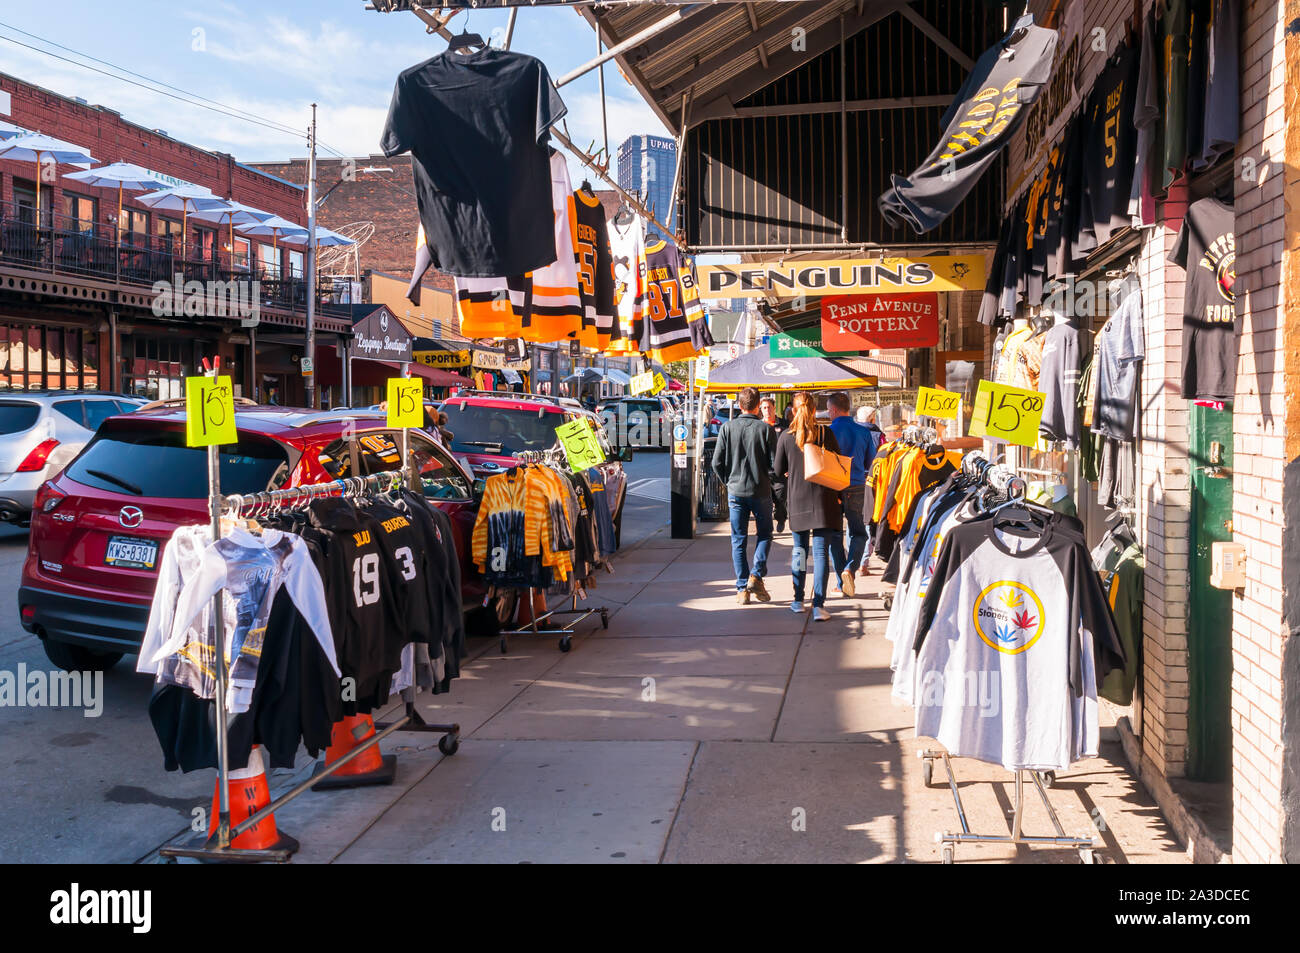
387,377,423,429
555,418,605,473
185,375,236,447
651,373,667,395
629,372,654,395
969,380,1046,447
916,386,962,420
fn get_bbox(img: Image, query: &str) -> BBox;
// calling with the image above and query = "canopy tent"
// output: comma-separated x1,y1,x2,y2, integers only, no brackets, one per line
702,347,878,392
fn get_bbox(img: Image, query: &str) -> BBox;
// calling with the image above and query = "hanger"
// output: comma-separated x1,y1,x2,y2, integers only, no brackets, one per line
447,13,485,53
580,178,594,195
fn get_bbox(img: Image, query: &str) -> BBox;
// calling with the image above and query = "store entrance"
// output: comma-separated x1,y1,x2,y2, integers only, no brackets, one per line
1187,403,1234,781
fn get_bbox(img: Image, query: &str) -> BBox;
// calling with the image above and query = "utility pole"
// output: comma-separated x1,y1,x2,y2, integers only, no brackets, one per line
304,103,318,409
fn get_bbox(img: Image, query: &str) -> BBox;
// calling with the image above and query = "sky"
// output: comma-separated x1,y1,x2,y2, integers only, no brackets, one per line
0,0,669,176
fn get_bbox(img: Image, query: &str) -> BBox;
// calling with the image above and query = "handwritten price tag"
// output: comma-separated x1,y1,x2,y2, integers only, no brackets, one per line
555,418,605,473
651,373,667,395
969,380,1046,447
185,375,236,447
629,372,654,395
387,378,423,429
916,386,961,420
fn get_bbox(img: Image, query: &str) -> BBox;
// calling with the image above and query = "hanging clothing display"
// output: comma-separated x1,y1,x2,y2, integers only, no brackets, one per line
878,16,1058,233
1092,520,1144,707
607,212,646,355
142,487,466,774
1171,195,1236,401
1081,41,1141,248
381,48,567,278
1036,318,1081,447
1091,276,1145,441
639,238,713,362
571,188,619,350
882,458,1126,773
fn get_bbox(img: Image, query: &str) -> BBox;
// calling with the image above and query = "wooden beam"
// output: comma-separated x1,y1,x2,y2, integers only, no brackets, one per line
897,2,975,71
728,93,952,119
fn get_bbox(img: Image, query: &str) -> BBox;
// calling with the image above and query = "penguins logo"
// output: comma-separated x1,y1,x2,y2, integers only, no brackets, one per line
761,359,800,377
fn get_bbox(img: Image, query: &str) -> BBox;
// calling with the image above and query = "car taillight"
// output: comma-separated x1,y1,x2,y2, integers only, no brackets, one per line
710,418,721,426
34,481,65,513
17,439,59,472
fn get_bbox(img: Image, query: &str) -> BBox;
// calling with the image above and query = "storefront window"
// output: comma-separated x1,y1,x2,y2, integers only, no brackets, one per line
125,336,192,400
0,324,98,392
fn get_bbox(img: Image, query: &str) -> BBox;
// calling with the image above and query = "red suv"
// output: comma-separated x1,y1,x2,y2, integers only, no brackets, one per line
20,405,482,672
440,390,630,544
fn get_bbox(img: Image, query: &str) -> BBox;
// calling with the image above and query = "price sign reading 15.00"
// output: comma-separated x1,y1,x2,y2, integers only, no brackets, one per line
387,377,423,429
969,380,1046,447
185,375,236,447
915,386,961,420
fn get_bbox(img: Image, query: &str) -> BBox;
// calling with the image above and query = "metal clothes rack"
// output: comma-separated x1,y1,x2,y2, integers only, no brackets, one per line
495,450,610,653
916,451,1100,864
159,470,462,864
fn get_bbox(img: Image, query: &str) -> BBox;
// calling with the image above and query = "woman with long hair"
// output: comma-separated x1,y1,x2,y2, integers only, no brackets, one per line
773,392,847,621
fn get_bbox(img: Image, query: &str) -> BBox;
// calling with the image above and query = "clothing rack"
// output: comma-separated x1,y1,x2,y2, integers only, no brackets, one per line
160,469,462,864
496,451,611,653
917,450,1100,864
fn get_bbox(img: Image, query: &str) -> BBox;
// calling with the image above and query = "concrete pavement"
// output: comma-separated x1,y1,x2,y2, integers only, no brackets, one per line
150,519,1187,864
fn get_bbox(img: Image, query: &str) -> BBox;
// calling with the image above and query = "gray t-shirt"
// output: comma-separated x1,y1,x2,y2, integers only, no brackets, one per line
1038,319,1081,447
1092,279,1144,441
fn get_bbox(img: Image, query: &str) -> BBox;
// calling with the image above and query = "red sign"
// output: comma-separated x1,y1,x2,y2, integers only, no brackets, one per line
820,292,940,351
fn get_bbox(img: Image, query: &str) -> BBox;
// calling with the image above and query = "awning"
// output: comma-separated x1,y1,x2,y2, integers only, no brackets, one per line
313,346,471,388
703,347,878,392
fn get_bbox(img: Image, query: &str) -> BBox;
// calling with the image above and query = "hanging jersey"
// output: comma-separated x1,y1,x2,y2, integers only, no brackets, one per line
571,190,618,350
1083,42,1140,247
521,150,583,343
641,239,712,363
608,215,646,354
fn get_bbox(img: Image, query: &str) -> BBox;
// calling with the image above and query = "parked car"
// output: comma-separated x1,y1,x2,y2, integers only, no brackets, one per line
439,390,630,542
597,395,675,450
19,405,481,672
0,392,146,525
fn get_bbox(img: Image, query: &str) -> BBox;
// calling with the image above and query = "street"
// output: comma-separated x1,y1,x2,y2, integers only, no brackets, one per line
0,451,670,864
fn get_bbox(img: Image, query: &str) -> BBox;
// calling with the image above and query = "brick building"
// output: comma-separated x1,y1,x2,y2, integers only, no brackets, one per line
0,72,350,405
992,0,1296,863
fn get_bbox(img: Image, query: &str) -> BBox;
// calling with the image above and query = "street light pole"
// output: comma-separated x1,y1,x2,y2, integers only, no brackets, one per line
305,103,318,409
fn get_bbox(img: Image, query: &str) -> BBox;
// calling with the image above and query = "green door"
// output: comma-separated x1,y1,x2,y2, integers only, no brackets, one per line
1186,403,1234,781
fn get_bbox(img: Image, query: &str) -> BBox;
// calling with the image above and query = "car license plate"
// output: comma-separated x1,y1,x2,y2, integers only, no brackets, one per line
104,535,158,570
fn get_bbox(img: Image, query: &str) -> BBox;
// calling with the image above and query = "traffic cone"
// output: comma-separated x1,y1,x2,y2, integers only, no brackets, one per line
208,747,297,855
312,713,397,789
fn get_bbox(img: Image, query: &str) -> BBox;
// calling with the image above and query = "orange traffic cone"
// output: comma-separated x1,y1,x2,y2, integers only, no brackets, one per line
313,713,397,789
208,747,297,855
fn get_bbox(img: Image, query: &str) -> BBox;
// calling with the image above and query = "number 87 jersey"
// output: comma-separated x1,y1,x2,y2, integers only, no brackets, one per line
640,239,713,363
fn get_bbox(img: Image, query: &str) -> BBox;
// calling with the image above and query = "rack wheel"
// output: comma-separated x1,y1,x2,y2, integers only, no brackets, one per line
438,734,460,756
941,845,954,865
922,759,933,787
499,637,508,654
559,635,572,652
601,612,609,630
883,594,893,611
1041,771,1056,788
1079,848,1095,865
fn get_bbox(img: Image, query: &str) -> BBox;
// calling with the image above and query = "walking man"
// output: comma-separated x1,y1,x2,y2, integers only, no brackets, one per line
711,386,776,604
827,392,874,597
759,396,788,533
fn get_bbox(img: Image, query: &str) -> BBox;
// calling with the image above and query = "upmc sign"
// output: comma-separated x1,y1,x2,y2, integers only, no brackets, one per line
820,292,939,351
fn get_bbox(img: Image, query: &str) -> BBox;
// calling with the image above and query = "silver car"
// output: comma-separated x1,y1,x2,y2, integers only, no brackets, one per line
0,392,145,524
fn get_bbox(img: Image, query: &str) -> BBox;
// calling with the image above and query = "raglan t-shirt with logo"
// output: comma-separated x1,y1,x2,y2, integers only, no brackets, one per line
381,48,567,278
1170,196,1236,400
912,519,1125,771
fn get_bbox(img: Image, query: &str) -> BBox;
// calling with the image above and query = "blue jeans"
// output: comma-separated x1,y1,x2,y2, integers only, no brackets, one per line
791,529,846,607
842,485,868,571
728,494,773,590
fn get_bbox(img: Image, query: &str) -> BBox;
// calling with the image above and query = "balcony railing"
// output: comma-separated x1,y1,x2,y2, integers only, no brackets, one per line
0,200,350,319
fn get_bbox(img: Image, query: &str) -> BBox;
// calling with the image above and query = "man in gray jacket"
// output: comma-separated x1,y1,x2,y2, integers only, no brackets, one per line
711,387,776,604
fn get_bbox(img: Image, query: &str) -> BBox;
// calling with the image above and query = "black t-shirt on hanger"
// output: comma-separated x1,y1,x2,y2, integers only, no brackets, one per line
1170,196,1236,400
381,48,568,278
1082,41,1140,248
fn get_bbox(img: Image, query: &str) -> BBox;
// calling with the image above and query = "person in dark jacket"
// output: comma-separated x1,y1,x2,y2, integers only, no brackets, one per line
774,392,846,621
711,386,776,604
759,396,788,532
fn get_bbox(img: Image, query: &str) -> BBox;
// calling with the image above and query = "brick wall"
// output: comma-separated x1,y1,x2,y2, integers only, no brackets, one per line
1228,0,1288,865
0,73,305,225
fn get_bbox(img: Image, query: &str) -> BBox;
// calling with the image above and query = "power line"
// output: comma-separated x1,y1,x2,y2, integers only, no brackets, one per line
0,23,356,158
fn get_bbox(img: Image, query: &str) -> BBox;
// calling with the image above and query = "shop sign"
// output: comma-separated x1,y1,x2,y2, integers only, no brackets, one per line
699,254,985,299
414,349,470,369
629,372,653,394
820,292,939,351
969,380,1045,447
769,328,826,359
471,349,531,372
352,306,412,363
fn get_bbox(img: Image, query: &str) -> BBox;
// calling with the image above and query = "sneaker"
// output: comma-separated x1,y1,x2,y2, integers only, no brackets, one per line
813,607,831,623
859,565,872,578
747,574,772,602
790,600,804,613
736,588,751,606
840,570,856,598
775,522,786,534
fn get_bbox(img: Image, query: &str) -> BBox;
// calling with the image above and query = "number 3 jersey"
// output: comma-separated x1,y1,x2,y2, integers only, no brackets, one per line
912,519,1126,771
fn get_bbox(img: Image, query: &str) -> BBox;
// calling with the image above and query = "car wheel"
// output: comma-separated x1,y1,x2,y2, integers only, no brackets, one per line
41,639,123,673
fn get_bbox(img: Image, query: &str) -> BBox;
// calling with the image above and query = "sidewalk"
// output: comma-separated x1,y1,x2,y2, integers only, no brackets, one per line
155,522,1188,864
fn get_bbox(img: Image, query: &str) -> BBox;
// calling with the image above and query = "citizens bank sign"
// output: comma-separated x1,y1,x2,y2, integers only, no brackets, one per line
698,254,984,298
